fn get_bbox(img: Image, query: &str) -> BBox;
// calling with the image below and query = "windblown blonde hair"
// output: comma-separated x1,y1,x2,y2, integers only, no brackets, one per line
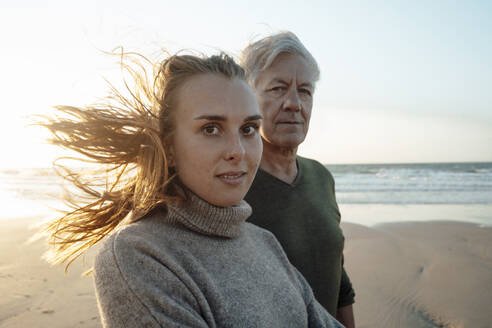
38,50,245,271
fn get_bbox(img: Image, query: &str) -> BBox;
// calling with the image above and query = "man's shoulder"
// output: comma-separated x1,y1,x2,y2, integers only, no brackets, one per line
297,156,335,182
297,155,327,171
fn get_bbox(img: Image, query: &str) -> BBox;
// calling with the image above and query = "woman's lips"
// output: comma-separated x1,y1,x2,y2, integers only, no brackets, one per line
216,171,247,185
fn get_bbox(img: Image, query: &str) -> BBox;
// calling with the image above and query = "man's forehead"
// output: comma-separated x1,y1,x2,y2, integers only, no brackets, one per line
265,75,315,88
260,55,316,85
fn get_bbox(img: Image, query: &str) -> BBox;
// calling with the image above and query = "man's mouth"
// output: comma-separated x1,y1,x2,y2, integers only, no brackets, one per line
278,121,301,124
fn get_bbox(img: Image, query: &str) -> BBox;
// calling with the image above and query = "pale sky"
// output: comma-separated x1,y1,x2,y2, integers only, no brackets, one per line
1,0,491,168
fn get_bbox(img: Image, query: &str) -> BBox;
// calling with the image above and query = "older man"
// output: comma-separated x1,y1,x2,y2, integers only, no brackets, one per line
241,32,356,327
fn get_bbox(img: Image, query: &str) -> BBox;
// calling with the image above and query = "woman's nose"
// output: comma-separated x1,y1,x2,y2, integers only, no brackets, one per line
224,134,246,162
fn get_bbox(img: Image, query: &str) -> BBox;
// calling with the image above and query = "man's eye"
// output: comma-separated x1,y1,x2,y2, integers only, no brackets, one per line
203,125,220,136
299,88,312,96
269,86,285,93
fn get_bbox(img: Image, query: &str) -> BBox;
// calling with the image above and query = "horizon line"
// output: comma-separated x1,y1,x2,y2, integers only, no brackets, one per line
1,160,492,170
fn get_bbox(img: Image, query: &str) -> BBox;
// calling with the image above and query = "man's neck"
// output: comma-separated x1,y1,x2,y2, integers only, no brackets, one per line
260,143,298,184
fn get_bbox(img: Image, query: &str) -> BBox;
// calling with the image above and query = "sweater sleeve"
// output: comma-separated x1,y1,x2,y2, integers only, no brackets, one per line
93,233,210,328
291,265,345,328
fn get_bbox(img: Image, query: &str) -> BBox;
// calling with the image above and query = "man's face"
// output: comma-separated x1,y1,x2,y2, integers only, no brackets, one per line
254,53,316,149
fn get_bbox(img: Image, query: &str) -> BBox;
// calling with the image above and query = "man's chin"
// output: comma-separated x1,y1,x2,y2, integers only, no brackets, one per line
263,136,305,151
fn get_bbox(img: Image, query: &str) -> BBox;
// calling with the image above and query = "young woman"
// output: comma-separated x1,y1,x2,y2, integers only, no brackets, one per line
40,51,343,327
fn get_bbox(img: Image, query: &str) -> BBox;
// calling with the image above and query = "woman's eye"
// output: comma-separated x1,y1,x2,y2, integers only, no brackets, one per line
242,124,259,136
203,125,220,136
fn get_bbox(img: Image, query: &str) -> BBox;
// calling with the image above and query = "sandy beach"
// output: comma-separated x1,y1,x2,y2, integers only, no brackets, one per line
0,218,100,328
1,217,491,328
343,221,492,328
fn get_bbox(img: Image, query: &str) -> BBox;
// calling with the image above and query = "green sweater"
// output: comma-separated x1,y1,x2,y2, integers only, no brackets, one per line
94,191,343,327
245,156,355,316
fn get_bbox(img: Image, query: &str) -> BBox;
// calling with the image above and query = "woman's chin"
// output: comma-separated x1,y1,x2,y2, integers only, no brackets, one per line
199,192,245,208
208,198,244,208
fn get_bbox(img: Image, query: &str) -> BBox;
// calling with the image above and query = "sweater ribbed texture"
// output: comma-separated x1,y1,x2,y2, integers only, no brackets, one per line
166,192,251,238
93,191,343,328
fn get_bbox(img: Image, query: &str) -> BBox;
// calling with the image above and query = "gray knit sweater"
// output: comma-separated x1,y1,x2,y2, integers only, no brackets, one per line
94,192,343,328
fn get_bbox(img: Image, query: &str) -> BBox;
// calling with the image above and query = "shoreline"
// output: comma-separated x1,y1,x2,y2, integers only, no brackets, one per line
6,203,492,227
339,203,492,227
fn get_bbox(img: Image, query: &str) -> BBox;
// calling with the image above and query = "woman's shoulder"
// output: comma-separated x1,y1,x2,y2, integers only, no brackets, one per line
243,221,276,240
101,210,168,247
94,210,182,273
93,211,207,327
243,223,292,265
243,223,316,302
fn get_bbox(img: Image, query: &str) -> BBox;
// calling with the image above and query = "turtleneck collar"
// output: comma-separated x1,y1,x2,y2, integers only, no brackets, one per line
166,190,252,238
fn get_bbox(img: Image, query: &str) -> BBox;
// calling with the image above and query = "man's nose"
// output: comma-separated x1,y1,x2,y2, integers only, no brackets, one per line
282,88,301,112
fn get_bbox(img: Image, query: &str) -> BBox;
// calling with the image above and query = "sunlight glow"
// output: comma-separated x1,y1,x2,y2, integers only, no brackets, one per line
2,1,491,167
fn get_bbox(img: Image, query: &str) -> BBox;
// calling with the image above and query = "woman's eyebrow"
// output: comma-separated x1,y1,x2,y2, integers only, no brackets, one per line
194,114,262,122
244,115,262,122
194,115,226,121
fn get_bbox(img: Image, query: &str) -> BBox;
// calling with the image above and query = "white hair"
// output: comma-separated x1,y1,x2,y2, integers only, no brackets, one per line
240,31,320,87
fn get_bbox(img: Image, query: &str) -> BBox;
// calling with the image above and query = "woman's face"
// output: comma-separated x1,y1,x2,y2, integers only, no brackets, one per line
171,73,263,207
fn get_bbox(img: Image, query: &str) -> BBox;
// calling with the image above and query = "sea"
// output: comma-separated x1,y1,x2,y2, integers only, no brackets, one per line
326,162,492,205
1,162,491,226
326,162,492,226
